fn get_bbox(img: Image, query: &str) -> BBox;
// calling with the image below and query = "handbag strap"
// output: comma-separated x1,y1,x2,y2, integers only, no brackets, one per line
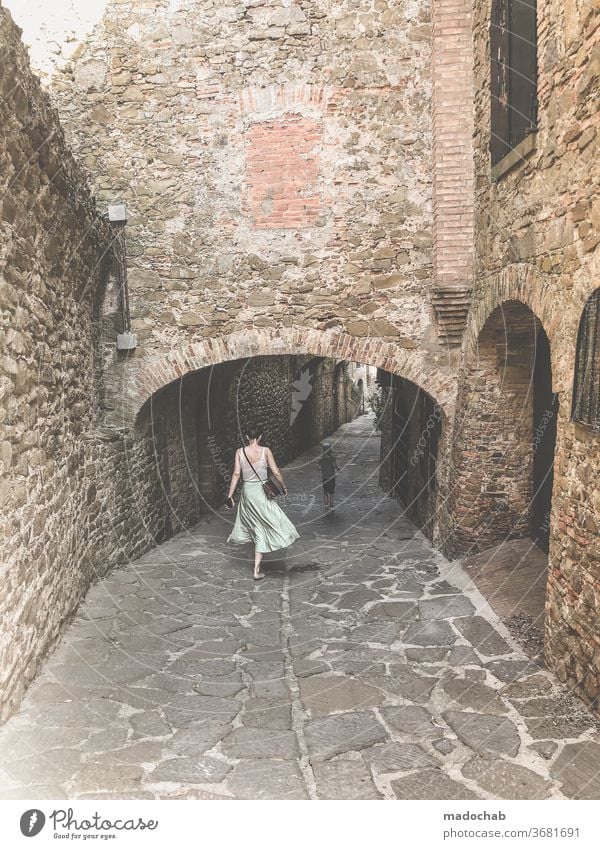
241,447,265,483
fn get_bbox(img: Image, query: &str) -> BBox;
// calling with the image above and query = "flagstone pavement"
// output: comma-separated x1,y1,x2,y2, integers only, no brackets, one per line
1,415,599,800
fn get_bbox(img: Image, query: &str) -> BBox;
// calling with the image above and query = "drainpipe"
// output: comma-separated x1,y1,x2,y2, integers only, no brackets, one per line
107,202,137,351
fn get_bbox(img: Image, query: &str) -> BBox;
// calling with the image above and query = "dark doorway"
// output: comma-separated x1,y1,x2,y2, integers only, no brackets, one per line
531,329,558,552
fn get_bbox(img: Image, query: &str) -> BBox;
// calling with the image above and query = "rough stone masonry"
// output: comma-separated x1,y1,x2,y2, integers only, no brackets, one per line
446,0,600,711
30,0,456,420
0,0,598,731
0,2,359,723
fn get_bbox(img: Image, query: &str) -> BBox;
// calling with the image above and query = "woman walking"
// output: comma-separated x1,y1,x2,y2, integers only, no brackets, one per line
318,442,340,511
225,429,299,580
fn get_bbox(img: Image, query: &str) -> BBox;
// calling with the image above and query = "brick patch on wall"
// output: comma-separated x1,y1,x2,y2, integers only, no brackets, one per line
245,114,322,229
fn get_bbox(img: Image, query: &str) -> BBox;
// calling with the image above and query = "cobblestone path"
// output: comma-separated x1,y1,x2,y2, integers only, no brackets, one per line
1,415,599,800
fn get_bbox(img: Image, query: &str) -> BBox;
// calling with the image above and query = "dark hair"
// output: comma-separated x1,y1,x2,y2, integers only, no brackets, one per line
245,427,262,443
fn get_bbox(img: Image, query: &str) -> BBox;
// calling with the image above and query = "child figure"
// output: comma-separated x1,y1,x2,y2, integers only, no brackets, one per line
318,443,340,511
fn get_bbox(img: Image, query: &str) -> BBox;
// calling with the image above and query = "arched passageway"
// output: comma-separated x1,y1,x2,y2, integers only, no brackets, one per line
446,301,557,555
133,352,444,547
136,354,362,529
442,300,557,641
114,326,456,431
3,340,600,800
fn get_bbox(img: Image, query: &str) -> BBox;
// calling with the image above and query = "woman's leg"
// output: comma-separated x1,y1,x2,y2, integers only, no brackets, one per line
254,549,264,578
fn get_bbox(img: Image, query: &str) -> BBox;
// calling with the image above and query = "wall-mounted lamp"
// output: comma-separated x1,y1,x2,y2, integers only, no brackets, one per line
106,202,137,351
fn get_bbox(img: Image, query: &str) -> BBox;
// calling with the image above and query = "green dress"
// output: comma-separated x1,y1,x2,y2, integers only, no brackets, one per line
227,447,300,553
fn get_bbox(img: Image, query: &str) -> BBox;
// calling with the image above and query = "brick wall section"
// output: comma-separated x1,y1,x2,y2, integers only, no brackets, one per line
246,115,322,229
431,0,475,293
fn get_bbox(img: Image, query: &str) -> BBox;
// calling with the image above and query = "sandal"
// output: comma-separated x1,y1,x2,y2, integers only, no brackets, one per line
253,572,266,581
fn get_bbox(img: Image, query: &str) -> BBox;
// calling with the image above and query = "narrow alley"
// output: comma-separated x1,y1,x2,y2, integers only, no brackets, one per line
0,416,598,800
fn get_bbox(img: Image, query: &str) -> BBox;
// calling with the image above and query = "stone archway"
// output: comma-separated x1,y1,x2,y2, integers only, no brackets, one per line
459,263,599,398
445,298,557,557
116,328,457,554
462,266,560,375
112,327,457,429
438,297,559,673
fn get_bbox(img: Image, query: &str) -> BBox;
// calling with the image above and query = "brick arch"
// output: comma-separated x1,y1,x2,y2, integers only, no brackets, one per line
462,264,558,363
444,285,560,558
121,327,457,428
462,265,600,395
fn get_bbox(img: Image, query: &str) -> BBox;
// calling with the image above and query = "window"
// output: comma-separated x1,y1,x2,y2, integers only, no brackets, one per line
490,0,538,166
572,289,600,432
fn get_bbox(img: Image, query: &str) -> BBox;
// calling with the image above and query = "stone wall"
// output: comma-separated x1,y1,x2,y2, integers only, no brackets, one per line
146,372,204,535
211,356,300,502
453,0,600,710
377,373,441,537
0,6,110,721
2,5,365,724
12,0,455,414
443,303,541,556
302,359,358,447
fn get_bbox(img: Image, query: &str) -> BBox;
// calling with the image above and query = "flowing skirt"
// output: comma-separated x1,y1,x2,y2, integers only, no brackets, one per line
227,481,300,553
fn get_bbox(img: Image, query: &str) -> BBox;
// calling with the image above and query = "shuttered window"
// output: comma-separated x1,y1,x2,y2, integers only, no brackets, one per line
490,0,538,166
572,289,600,432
